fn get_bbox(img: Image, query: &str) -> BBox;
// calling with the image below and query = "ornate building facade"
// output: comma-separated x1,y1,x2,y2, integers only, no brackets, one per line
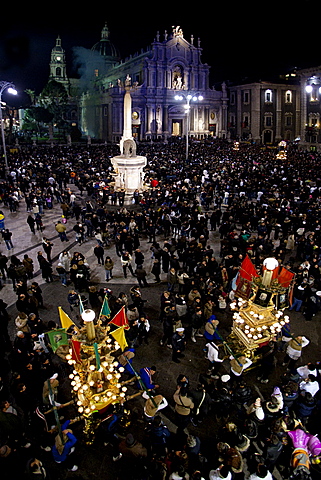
297,66,321,148
227,79,301,144
77,25,227,143
46,26,321,151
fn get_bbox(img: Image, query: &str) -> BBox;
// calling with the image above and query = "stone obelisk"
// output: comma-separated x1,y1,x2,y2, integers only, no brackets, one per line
111,76,147,197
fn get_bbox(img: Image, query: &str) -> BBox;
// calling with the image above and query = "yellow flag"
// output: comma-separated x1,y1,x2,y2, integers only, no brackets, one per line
58,306,76,331
110,327,128,351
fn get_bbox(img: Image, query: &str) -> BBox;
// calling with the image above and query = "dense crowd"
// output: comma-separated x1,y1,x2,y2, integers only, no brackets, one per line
0,139,321,479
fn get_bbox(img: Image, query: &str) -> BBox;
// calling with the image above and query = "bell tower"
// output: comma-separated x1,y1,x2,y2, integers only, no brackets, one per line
49,36,69,90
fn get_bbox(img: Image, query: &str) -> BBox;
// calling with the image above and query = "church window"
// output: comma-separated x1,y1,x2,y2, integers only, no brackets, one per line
56,67,61,77
265,89,272,103
285,113,292,126
285,90,292,103
243,90,249,104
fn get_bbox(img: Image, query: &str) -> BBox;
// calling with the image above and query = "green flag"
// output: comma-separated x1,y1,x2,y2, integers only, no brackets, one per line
100,295,111,318
93,342,101,371
46,328,69,352
79,295,84,315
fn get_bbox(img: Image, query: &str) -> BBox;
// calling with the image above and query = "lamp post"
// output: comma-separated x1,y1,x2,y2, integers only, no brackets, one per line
0,81,17,179
175,93,203,161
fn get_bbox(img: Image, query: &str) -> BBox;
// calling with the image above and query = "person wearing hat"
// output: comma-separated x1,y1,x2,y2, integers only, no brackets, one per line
229,355,253,382
246,398,265,422
282,335,310,372
204,315,220,342
42,374,60,406
172,328,186,363
143,394,168,421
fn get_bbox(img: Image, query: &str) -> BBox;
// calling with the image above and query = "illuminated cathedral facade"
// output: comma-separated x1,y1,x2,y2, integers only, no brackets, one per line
51,24,227,143
48,24,321,150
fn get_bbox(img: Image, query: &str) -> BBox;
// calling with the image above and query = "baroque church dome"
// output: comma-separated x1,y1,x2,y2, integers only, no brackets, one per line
91,23,121,61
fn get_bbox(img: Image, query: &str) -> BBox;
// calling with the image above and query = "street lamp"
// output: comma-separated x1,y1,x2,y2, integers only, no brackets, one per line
175,93,203,161
0,81,17,179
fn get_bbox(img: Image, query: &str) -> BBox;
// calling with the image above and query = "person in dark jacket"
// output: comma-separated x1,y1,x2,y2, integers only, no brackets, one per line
146,415,171,456
52,420,78,471
172,328,186,363
295,392,317,426
135,265,148,288
94,244,104,265
189,383,212,425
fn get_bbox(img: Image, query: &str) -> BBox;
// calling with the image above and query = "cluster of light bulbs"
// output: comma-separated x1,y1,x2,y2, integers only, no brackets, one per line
231,298,290,342
65,347,127,415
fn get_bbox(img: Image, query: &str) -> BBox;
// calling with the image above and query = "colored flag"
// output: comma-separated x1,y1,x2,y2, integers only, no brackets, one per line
237,254,259,284
46,328,68,353
71,339,81,363
58,306,76,331
276,266,295,289
93,342,101,370
110,327,128,351
79,295,84,315
108,306,129,330
100,295,111,318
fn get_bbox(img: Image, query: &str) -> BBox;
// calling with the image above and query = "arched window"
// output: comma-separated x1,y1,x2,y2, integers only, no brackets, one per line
56,67,61,77
265,89,272,103
285,90,292,103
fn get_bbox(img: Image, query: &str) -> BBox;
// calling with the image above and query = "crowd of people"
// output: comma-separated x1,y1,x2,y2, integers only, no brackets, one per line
0,139,321,479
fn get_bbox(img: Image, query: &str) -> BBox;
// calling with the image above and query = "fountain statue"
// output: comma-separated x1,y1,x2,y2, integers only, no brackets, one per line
111,76,147,198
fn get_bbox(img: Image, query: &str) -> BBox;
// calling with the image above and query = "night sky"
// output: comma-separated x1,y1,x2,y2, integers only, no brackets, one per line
0,3,319,107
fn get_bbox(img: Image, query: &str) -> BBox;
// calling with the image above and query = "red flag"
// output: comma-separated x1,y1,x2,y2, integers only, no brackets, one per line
275,266,295,288
237,254,259,284
108,306,129,330
71,339,81,363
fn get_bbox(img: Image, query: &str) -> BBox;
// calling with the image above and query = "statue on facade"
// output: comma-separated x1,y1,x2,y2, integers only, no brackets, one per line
125,74,131,87
172,66,183,90
172,26,183,37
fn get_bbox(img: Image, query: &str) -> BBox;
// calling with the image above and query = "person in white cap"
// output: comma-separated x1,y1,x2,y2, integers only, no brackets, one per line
172,328,186,363
42,374,60,406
